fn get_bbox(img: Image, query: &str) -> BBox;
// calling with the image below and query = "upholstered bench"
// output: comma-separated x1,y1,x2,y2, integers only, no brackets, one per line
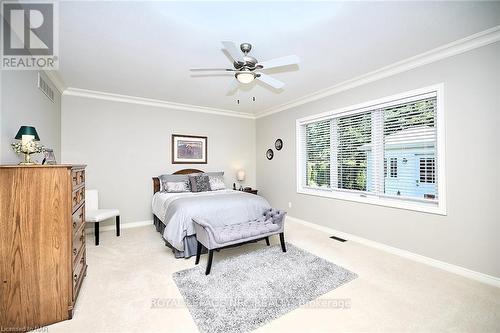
193,208,287,275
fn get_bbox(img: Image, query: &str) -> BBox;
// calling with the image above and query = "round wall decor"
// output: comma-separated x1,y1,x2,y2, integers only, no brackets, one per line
275,139,283,151
266,149,274,160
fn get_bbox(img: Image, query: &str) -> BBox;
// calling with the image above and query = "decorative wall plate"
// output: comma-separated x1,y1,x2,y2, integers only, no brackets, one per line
275,139,283,151
266,149,274,160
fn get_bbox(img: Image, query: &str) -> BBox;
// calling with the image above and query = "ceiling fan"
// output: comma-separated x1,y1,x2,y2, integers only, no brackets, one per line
190,41,300,93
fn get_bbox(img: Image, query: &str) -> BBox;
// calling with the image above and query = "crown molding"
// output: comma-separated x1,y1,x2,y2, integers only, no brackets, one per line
256,25,500,119
58,26,500,120
43,70,66,93
63,87,255,119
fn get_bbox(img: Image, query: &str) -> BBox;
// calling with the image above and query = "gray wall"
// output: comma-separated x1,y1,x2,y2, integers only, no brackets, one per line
61,96,256,225
1,71,61,164
256,42,500,278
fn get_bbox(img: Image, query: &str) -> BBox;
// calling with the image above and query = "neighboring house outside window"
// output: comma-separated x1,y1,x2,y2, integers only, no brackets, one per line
420,158,435,183
390,158,398,178
297,84,446,215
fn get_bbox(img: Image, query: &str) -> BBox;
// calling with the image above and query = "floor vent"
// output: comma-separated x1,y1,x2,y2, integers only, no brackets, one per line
38,73,55,102
330,235,347,242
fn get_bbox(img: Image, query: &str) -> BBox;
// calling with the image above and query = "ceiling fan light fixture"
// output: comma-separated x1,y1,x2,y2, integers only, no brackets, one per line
236,72,255,84
190,41,299,92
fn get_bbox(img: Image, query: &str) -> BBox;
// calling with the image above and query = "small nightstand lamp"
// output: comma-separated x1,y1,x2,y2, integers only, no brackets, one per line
237,169,245,190
13,126,42,165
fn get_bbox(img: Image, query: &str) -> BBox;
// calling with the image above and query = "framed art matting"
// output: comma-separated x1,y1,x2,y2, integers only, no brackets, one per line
172,134,207,164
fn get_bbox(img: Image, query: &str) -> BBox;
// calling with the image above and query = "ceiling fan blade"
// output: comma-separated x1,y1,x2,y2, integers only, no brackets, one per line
190,68,235,72
256,73,285,89
221,41,245,64
258,55,300,70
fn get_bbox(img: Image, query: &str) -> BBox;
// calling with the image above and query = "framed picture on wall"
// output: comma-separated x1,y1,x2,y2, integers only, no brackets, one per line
172,134,207,164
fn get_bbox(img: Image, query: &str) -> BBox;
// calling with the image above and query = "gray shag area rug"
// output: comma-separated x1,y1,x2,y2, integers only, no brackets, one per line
172,243,357,333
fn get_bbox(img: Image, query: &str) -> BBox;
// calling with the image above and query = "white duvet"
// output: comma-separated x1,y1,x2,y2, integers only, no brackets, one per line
152,190,271,250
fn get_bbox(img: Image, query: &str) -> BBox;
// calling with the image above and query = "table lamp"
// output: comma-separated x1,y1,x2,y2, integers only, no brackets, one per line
237,169,245,190
14,126,41,165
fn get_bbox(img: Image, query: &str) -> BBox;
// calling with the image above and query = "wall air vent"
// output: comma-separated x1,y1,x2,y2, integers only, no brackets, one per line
37,73,55,102
330,235,347,242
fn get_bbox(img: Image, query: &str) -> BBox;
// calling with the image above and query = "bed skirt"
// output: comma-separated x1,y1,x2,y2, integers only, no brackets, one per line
153,214,205,259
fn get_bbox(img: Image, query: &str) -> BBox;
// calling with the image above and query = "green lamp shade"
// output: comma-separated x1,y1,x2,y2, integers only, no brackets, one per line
15,126,40,141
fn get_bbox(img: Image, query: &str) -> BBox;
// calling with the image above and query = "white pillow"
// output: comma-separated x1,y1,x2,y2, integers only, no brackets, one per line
164,181,190,193
209,176,226,191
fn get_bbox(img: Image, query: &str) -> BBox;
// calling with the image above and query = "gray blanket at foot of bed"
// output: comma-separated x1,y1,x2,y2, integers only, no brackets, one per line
154,215,205,258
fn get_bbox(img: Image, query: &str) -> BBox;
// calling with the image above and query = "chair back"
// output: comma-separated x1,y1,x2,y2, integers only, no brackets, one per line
85,189,99,210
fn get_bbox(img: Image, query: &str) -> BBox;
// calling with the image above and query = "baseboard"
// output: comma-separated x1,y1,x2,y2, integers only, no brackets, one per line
286,216,500,288
85,220,153,234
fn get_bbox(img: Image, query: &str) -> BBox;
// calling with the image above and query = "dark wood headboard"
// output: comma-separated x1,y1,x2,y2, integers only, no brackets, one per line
152,169,204,194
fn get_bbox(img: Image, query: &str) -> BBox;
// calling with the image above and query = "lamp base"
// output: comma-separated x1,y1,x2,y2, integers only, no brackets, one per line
19,153,36,165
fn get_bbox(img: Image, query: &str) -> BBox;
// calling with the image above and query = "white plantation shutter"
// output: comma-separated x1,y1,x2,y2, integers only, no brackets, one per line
335,111,372,191
383,96,437,200
305,120,331,188
371,110,385,193
297,87,443,213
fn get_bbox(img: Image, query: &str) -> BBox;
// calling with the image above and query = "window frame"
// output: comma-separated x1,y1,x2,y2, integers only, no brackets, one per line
296,84,446,215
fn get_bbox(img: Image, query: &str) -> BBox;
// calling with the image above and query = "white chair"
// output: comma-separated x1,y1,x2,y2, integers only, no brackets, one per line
85,189,120,246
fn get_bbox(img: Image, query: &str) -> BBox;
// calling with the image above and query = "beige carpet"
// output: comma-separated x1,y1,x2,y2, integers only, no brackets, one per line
45,220,500,332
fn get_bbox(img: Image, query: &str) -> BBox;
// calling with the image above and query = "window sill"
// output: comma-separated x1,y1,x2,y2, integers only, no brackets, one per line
297,187,447,215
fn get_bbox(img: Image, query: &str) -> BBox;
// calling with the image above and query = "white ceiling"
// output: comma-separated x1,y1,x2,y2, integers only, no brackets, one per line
59,1,500,115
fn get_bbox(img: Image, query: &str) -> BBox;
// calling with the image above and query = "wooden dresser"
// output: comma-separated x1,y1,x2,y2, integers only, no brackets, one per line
0,165,87,331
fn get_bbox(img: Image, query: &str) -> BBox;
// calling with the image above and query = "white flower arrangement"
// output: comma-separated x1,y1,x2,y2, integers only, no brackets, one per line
11,141,45,155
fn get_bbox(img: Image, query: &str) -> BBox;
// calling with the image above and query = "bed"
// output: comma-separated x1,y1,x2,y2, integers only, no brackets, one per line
152,169,271,258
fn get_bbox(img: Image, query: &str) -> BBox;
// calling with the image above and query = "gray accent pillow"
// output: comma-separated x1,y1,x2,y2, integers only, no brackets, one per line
189,174,211,192
159,174,190,191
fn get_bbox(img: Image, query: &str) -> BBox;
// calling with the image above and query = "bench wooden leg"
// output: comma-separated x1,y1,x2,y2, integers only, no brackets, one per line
279,232,286,252
116,215,120,237
195,241,202,265
205,249,214,275
265,237,270,246
94,222,99,246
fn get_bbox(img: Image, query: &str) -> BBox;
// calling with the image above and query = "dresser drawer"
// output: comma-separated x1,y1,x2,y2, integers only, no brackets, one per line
72,225,86,264
71,169,85,188
72,204,85,237
72,187,85,212
72,249,86,295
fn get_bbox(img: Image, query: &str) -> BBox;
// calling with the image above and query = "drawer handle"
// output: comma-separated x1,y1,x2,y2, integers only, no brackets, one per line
73,248,77,255
74,274,78,282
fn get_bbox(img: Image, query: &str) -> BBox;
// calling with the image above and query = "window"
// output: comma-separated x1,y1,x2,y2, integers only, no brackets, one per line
420,158,435,183
337,112,371,191
390,158,397,178
305,120,330,188
297,84,446,215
